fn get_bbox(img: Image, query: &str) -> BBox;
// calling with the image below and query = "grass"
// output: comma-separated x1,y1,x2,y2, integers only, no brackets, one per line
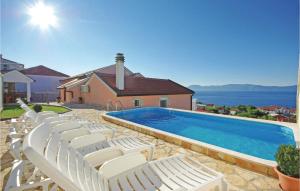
0,104,70,119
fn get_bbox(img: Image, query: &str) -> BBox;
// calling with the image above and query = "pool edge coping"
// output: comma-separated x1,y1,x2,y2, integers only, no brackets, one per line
102,110,283,178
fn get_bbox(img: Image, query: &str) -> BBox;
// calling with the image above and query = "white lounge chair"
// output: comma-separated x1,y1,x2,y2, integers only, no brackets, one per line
9,110,69,135
21,122,228,191
52,121,116,138
15,98,72,123
9,111,79,139
6,120,117,191
8,119,115,165
49,122,152,161
4,160,55,191
68,132,154,163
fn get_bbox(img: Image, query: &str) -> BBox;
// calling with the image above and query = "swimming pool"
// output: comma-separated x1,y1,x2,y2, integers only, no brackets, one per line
107,107,295,161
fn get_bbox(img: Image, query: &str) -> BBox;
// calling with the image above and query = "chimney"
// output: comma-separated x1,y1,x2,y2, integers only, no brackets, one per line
115,53,125,90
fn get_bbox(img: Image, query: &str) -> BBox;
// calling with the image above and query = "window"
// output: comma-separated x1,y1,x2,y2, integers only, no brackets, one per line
160,98,168,107
2,64,8,70
134,99,141,107
80,85,89,93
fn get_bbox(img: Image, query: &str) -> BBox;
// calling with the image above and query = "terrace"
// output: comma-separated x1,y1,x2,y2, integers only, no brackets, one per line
1,108,282,190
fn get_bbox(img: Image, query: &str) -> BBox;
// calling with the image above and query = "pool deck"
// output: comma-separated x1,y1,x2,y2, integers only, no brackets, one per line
1,109,283,191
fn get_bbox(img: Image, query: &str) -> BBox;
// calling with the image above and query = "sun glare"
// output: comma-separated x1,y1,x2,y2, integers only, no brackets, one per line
28,1,57,30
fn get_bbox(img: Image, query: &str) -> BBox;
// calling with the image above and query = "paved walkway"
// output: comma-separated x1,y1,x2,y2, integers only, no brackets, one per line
0,109,281,191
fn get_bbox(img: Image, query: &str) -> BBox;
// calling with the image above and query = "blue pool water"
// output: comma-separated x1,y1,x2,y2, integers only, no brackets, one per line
108,107,295,160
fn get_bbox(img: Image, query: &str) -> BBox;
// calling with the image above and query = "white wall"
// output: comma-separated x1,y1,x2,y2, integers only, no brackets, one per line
16,75,67,102
1,59,24,71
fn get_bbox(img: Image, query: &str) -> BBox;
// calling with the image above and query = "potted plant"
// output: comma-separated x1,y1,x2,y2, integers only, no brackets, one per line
33,104,43,113
56,96,61,103
274,144,300,191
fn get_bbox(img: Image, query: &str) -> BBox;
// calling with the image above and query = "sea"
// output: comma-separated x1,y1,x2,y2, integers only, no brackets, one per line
193,91,297,108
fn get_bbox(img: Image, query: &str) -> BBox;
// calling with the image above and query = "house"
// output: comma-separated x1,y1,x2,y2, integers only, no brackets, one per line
58,53,194,110
1,55,32,104
229,109,238,115
258,105,294,115
217,106,229,115
275,114,289,122
20,65,69,102
0,55,69,105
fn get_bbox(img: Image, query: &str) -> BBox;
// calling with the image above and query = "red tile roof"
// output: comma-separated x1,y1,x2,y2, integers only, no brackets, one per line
62,64,133,82
21,65,69,77
95,72,194,96
258,105,282,111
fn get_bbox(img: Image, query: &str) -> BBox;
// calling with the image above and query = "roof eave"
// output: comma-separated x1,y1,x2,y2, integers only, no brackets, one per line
116,92,194,97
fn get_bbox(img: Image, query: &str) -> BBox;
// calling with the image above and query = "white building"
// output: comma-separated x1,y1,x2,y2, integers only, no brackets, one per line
20,65,69,102
0,55,69,110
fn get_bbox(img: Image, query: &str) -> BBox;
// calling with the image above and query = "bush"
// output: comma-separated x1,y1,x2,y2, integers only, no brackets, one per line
205,106,218,113
33,104,43,113
275,144,300,178
237,105,247,112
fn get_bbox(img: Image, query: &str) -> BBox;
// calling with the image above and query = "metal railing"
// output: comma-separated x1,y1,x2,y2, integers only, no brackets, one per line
115,100,124,111
106,100,124,111
106,101,114,111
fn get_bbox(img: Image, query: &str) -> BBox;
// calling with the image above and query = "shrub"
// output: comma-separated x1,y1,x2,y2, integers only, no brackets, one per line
275,144,300,178
33,104,43,113
237,105,247,112
205,106,218,113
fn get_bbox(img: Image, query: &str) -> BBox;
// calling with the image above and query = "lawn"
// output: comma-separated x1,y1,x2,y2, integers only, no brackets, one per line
0,104,70,119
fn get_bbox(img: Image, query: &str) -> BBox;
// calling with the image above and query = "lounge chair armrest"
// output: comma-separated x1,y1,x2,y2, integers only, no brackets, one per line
9,132,23,139
10,119,26,130
84,147,124,167
99,153,147,179
70,132,106,149
9,138,23,160
60,128,90,142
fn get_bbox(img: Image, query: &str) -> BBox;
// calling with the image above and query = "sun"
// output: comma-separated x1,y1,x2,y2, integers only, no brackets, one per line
27,1,58,30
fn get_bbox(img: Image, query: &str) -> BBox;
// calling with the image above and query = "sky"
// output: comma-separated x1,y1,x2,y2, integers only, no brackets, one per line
1,0,299,86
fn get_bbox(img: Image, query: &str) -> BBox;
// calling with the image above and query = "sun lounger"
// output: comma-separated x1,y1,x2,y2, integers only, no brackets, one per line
9,111,77,139
4,160,55,191
52,121,116,138
9,119,116,161
68,131,154,163
21,122,228,191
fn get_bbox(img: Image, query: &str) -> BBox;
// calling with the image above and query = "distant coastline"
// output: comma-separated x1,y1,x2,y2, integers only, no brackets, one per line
189,84,297,92
189,84,297,108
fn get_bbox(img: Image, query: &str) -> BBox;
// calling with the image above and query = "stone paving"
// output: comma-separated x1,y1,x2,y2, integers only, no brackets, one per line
0,109,281,191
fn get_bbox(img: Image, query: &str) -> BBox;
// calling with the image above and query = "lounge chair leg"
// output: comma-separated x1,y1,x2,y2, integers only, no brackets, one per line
49,184,58,191
111,130,115,138
147,147,154,160
220,179,228,191
40,178,54,191
27,167,42,182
